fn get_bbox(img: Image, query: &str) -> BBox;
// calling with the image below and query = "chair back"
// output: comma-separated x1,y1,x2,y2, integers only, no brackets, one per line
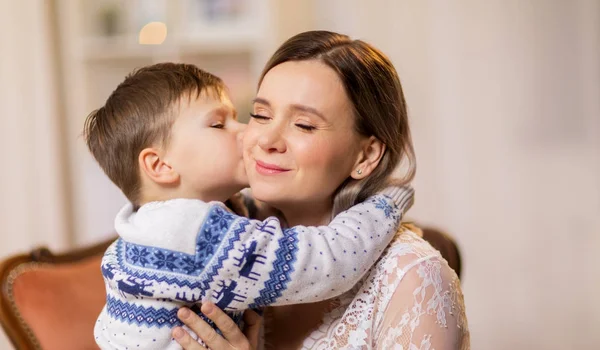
0,238,115,350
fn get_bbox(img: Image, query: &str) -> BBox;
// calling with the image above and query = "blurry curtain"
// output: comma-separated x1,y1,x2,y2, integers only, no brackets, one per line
0,1,72,257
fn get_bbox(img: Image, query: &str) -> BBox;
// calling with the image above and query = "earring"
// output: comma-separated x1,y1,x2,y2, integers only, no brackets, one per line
356,169,362,175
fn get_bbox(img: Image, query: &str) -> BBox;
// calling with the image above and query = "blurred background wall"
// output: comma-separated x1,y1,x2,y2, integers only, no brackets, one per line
1,0,598,349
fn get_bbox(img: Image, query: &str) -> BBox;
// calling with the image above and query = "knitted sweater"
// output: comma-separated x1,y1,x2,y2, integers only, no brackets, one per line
94,186,414,349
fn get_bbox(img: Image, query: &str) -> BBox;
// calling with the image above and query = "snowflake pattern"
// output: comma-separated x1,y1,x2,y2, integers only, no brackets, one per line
127,246,150,266
124,205,237,274
373,195,399,220
153,250,178,270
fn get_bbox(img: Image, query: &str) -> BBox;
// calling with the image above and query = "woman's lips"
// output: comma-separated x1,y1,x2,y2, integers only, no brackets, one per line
255,160,290,175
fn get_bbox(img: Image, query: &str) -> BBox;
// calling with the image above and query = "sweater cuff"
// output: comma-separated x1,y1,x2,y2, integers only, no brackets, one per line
380,185,415,211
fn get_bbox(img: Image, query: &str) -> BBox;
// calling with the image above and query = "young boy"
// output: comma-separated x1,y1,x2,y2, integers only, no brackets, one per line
85,63,414,349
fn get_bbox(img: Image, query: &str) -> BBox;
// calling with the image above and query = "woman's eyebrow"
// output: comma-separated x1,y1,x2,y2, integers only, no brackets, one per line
290,104,327,122
252,97,327,121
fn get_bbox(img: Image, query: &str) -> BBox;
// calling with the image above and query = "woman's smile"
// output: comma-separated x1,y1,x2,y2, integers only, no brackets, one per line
254,159,291,175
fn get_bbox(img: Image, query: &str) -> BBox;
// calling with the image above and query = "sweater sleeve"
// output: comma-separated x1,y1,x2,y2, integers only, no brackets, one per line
196,186,415,310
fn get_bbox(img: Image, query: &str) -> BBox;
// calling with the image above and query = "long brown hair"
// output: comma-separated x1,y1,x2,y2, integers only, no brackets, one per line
259,31,416,216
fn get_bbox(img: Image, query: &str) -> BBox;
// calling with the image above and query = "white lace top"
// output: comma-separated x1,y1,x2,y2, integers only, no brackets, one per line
290,228,470,349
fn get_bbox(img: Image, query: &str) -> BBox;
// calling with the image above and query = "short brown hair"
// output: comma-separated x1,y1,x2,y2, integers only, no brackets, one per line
260,31,416,216
83,62,225,206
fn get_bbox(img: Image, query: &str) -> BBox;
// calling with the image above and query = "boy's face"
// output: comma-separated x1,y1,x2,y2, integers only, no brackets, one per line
164,90,248,202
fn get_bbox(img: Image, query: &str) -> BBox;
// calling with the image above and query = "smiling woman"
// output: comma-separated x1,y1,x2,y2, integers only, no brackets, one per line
174,30,469,350
82,59,416,350
245,60,368,224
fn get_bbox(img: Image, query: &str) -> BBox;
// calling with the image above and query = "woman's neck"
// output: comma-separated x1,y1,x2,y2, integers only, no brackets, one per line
278,201,333,227
263,200,338,349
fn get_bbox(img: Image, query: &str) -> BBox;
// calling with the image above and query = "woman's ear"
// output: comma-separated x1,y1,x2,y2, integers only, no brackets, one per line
350,136,386,180
139,148,179,185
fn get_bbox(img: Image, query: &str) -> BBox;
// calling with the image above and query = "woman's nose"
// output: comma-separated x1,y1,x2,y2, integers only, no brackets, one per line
258,124,286,153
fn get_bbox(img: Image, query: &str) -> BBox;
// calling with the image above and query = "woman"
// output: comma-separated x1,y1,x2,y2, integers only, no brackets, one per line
172,30,469,349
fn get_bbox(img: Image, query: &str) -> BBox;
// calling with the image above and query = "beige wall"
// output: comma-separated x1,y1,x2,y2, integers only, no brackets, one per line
315,1,600,349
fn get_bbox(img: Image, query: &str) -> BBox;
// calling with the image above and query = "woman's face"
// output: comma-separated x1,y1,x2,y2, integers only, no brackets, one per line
243,60,365,209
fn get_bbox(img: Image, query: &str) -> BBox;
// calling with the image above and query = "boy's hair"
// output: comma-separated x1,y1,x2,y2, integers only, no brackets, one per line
83,62,225,206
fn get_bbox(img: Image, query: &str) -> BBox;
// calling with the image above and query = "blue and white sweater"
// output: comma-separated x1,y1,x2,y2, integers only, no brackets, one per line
94,186,414,349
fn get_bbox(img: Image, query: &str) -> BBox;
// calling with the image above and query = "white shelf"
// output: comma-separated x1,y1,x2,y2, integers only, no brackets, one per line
176,32,258,55
81,33,257,62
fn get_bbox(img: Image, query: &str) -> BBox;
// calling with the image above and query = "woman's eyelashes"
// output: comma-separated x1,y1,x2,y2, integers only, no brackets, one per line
250,113,316,131
295,123,316,131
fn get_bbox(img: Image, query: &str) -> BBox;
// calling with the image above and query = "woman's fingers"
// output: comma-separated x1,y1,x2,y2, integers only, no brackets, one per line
176,307,229,349
172,326,207,350
200,302,248,347
175,304,259,350
243,309,263,349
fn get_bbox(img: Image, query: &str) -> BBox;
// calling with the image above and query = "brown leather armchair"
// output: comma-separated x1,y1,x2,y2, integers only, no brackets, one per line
0,238,115,350
421,226,462,279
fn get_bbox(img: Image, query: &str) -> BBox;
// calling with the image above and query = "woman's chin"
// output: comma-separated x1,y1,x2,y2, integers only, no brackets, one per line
249,187,285,205
248,175,287,198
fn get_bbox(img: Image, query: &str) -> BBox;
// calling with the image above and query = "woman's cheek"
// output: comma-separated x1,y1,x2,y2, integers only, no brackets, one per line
312,135,356,166
241,127,260,154
289,135,329,166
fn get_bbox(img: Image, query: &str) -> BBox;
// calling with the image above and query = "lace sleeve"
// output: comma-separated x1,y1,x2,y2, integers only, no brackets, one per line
375,256,469,350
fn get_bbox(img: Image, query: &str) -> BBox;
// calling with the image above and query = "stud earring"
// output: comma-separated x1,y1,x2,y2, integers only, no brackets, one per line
356,169,362,175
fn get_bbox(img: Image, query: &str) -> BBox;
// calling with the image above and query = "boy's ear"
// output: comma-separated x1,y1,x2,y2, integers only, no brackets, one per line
139,148,179,184
350,136,386,180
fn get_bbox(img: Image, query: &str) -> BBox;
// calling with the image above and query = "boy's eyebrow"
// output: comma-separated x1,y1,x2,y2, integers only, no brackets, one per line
206,105,235,117
252,97,327,121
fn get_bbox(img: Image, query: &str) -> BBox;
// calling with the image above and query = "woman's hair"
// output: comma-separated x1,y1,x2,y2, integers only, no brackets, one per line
259,30,416,216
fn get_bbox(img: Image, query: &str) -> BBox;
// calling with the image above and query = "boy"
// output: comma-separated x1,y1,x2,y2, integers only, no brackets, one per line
85,63,414,349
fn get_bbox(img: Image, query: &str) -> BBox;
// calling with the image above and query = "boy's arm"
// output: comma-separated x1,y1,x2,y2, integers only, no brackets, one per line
197,186,414,309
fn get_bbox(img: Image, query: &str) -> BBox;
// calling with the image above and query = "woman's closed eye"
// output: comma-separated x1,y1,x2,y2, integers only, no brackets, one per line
250,113,316,131
295,123,316,131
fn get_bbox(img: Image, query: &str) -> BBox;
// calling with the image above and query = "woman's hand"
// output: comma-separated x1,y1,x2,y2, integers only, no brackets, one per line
172,303,262,350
